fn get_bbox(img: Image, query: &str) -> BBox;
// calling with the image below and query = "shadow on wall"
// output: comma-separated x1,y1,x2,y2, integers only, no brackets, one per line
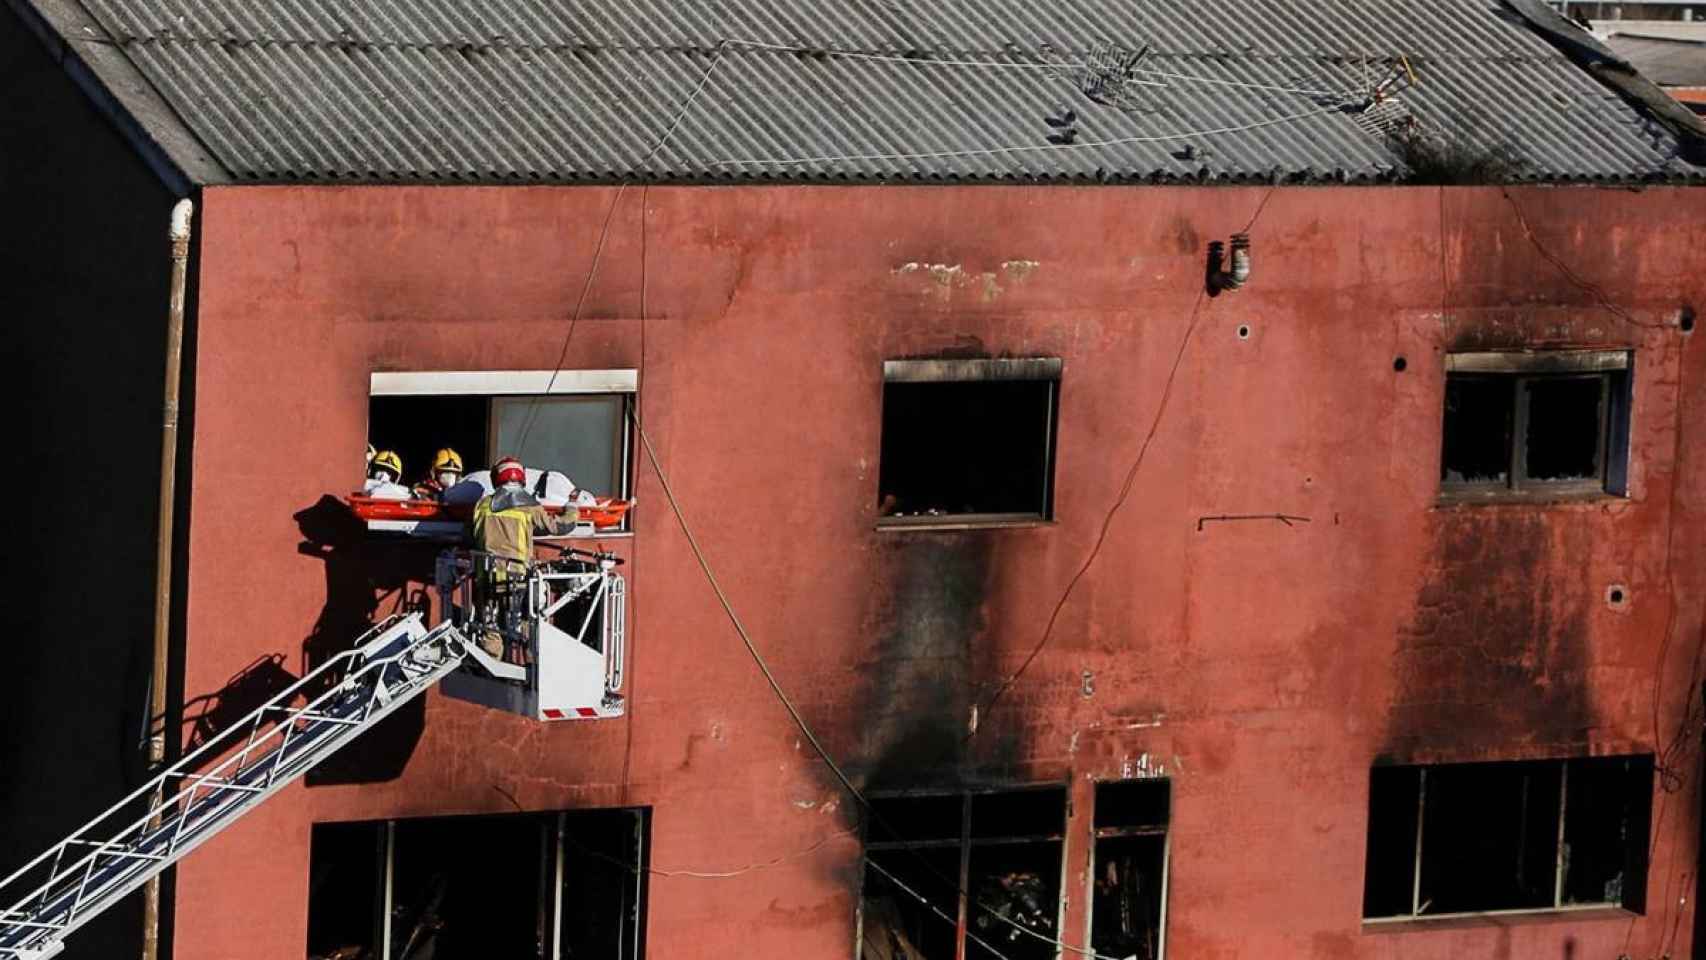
177,654,299,752
293,496,437,785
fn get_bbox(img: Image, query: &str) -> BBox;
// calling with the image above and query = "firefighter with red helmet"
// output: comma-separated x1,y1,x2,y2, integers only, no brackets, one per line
470,456,581,657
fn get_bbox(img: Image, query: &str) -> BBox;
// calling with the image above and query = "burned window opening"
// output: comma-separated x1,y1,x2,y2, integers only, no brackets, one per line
306,808,648,960
308,821,386,960
860,788,1066,960
1439,352,1631,499
367,393,633,500
877,362,1060,526
1362,756,1653,921
1091,780,1169,960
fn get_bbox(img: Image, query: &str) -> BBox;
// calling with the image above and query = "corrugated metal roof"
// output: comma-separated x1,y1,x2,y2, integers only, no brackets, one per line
35,0,1706,183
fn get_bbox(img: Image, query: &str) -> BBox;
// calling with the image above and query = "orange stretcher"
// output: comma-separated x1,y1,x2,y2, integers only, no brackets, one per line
346,495,633,530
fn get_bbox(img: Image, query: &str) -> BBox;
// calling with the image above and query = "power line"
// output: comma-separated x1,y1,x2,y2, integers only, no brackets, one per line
972,186,1278,733
635,417,1126,960
711,102,1349,167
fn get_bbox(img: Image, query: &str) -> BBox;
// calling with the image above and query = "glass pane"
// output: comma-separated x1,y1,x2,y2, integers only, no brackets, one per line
1092,834,1166,960
1418,761,1560,914
863,848,962,960
966,841,1062,960
1441,375,1513,485
878,380,1054,518
491,395,624,496
1525,377,1603,481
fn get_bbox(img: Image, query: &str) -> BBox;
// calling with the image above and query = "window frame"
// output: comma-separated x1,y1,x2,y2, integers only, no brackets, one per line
1087,779,1171,960
858,786,1069,959
876,358,1063,531
368,369,637,528
1438,350,1632,503
309,808,649,960
1361,755,1653,924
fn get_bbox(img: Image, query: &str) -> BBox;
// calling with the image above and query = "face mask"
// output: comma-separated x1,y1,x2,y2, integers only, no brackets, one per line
438,471,459,487
373,470,395,484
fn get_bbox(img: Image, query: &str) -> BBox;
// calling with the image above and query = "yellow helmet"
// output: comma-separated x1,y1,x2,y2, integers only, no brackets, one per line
431,448,464,473
370,449,403,479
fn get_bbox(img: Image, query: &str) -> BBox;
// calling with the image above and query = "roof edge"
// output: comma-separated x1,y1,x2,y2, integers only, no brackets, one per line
7,0,231,190
1501,0,1706,167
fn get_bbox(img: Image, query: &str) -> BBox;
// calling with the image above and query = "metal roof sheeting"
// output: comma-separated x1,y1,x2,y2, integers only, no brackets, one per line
51,0,1706,183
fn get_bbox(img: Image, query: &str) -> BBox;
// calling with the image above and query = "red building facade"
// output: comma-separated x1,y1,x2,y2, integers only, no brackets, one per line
167,182,1706,959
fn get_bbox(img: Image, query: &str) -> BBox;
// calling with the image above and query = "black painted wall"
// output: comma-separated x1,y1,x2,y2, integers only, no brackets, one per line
3,7,182,957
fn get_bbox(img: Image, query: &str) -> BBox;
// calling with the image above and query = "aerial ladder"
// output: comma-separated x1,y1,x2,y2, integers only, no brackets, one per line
0,546,625,960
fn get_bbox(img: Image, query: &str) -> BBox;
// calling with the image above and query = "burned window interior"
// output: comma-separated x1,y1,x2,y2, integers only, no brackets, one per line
1361,756,1653,921
1439,351,1632,498
1091,780,1169,960
877,359,1060,524
306,809,648,960
368,393,632,498
860,788,1066,960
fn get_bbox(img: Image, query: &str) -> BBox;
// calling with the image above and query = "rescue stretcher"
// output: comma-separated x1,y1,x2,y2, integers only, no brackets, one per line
346,467,633,537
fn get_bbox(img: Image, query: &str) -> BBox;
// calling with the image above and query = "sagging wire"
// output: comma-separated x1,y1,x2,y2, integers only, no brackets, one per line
496,783,859,879
1498,187,1675,332
971,186,1278,735
515,40,734,449
634,414,1128,960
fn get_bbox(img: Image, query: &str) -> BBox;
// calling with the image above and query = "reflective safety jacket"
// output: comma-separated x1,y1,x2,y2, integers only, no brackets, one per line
471,487,579,562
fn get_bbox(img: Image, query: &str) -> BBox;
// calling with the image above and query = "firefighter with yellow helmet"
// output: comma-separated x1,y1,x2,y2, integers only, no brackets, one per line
413,447,465,500
362,449,411,499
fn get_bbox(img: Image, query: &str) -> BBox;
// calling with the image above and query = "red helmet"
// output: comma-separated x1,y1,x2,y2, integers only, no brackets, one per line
493,456,526,486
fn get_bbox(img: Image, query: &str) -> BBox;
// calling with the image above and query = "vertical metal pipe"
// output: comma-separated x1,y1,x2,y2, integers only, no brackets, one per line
142,197,193,960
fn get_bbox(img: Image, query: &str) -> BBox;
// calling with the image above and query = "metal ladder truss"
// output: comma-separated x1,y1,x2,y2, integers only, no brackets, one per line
0,613,472,960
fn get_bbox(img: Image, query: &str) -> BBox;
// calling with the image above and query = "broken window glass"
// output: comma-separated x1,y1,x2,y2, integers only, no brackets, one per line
860,788,1066,960
877,360,1060,524
1361,756,1653,920
1438,352,1632,499
1441,376,1513,485
1524,376,1604,480
1090,780,1169,960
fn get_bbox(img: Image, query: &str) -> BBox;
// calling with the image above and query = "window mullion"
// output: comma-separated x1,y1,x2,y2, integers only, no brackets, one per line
1554,761,1570,909
957,793,972,960
1511,377,1530,489
1412,768,1427,917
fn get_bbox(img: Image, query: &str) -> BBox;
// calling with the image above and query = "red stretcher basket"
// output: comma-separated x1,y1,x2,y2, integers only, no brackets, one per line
346,495,632,529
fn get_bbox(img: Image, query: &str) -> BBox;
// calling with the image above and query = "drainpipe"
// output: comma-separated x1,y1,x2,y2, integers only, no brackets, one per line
142,197,193,960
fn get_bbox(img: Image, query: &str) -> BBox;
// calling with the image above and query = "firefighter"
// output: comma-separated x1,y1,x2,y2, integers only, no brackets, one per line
470,456,581,657
362,449,411,499
412,447,464,500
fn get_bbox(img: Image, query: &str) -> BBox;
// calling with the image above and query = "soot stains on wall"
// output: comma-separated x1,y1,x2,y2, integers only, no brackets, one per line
1387,511,1597,758
849,534,1030,791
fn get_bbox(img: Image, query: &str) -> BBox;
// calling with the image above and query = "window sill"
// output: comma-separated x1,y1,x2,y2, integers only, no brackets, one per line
1435,485,1626,508
1363,905,1635,934
875,513,1053,533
